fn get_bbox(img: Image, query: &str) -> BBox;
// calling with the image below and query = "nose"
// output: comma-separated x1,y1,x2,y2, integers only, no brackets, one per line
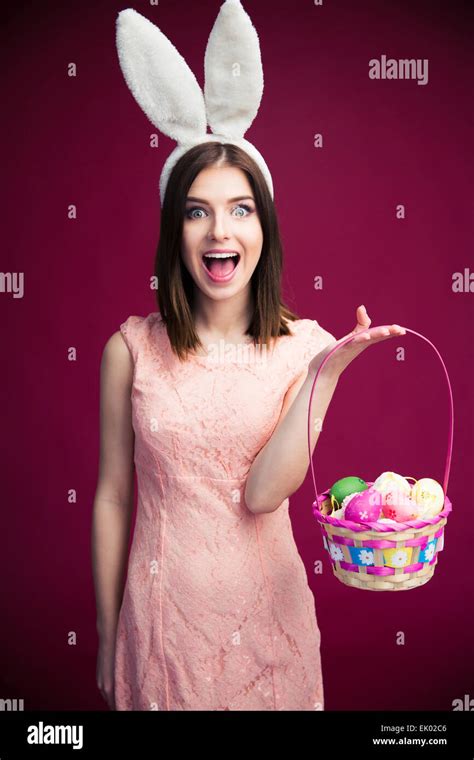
208,210,230,240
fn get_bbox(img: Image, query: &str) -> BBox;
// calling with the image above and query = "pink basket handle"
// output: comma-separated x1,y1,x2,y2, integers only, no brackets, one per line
307,326,454,503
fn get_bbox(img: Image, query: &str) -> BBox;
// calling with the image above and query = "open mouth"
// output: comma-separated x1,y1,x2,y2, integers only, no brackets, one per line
201,252,241,282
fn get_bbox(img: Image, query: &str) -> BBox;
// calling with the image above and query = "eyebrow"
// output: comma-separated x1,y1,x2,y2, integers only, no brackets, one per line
185,195,255,204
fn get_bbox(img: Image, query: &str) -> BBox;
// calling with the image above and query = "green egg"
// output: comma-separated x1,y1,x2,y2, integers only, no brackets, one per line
329,477,368,510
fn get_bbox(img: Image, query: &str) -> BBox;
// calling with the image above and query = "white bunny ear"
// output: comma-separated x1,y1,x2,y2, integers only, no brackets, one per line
116,8,207,145
204,0,264,139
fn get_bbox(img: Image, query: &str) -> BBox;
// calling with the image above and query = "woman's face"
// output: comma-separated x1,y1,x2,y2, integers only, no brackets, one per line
181,165,263,301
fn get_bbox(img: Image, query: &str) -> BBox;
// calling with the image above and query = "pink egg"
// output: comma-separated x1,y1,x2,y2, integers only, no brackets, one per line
382,493,419,522
384,488,412,508
344,487,383,522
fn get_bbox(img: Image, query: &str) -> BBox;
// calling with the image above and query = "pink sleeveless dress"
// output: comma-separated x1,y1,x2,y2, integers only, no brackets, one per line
113,311,335,711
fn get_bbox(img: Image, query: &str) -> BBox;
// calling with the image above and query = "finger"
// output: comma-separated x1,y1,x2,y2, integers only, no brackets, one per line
348,305,371,338
352,324,406,344
356,324,406,343
353,304,371,333
378,324,406,339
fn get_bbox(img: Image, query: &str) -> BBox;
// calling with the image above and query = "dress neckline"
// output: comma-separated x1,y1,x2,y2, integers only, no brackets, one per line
152,311,287,365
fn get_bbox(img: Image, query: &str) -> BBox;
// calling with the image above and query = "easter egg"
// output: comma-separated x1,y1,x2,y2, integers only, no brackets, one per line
329,477,368,510
320,497,333,515
373,471,411,505
382,493,420,522
410,478,445,517
344,487,383,522
341,492,359,510
331,507,346,519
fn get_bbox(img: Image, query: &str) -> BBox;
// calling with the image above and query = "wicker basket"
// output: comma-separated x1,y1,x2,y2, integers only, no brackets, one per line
308,326,453,591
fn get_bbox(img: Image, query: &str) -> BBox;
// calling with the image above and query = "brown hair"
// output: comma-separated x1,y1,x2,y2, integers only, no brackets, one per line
154,141,300,361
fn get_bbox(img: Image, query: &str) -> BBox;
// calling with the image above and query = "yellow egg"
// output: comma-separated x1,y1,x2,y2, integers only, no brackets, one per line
410,478,445,517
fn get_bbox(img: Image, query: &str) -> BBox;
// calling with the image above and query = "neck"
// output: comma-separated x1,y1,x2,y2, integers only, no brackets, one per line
192,287,253,339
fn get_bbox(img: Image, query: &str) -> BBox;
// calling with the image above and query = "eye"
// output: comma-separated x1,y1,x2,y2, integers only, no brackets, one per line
232,204,253,217
185,203,254,220
185,206,207,220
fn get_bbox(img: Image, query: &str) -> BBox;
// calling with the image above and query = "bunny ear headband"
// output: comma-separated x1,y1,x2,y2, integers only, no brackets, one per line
115,0,274,207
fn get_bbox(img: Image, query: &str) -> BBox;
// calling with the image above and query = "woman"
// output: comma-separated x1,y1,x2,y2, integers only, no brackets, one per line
92,141,405,710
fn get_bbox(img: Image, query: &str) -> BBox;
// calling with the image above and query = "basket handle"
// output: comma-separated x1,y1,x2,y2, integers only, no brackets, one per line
307,326,454,503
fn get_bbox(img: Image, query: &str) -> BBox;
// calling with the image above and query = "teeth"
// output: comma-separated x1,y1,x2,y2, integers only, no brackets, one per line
203,252,239,259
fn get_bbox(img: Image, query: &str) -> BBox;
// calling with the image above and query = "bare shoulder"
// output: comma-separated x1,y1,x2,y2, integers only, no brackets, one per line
103,328,131,354
100,330,133,387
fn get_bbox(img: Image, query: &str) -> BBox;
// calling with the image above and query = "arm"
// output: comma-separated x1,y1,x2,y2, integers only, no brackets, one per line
91,330,135,647
244,306,406,515
244,363,339,515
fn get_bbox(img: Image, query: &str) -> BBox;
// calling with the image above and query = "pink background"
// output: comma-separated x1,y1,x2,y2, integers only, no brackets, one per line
1,0,472,710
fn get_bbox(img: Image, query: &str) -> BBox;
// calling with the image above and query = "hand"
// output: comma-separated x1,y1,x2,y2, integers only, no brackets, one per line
96,639,117,710
309,305,406,380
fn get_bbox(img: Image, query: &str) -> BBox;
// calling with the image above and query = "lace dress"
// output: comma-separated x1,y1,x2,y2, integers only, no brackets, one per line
113,311,335,710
